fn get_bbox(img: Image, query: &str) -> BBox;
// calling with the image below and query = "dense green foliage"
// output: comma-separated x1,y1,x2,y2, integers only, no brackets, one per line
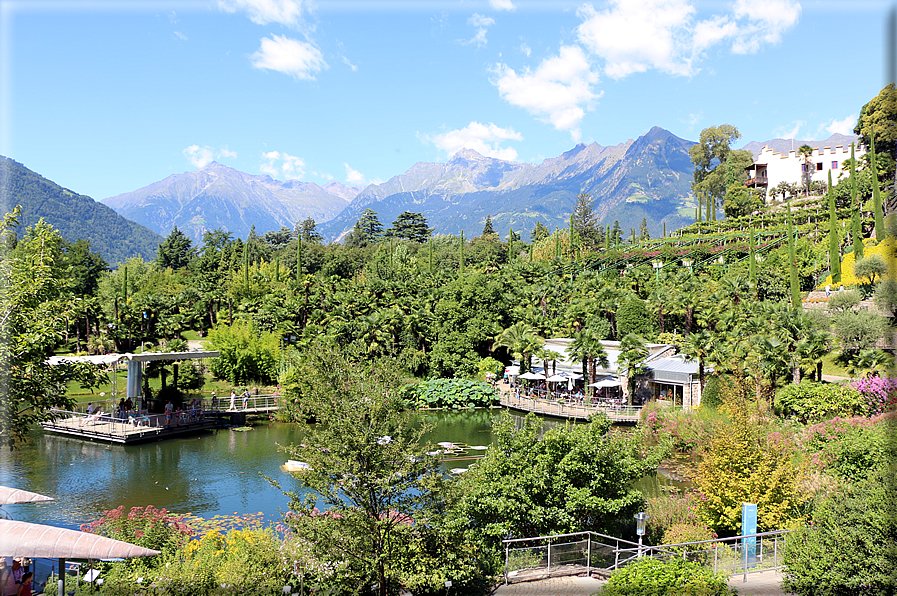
783,470,897,596
601,557,731,596
775,381,865,423
453,413,667,541
400,378,499,409
207,320,280,385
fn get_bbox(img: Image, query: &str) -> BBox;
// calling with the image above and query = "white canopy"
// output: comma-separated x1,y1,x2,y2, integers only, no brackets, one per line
546,374,568,382
588,377,621,388
505,366,520,376
518,372,546,380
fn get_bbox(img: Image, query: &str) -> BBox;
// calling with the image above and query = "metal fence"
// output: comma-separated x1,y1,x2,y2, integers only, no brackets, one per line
502,531,641,584
613,530,792,583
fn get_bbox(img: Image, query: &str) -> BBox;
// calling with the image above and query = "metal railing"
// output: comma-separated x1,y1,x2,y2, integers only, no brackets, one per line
500,392,642,421
613,530,792,583
502,531,642,584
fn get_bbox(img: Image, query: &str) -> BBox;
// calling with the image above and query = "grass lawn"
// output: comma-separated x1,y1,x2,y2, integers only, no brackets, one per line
820,353,852,379
66,372,275,408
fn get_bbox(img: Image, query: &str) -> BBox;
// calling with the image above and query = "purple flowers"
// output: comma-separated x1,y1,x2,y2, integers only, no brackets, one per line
849,376,897,416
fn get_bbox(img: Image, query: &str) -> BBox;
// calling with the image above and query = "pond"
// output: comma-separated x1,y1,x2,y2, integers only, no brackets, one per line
1,409,690,530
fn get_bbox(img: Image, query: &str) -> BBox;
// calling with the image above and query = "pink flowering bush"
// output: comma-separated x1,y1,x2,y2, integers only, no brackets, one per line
640,402,719,455
849,376,897,416
799,412,895,483
645,489,717,546
80,505,193,555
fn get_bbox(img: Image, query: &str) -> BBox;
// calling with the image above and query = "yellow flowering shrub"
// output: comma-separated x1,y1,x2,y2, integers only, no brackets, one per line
820,236,897,289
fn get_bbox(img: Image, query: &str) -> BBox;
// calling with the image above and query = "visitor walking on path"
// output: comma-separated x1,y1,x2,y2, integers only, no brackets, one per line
242,389,250,410
229,390,236,411
15,572,32,596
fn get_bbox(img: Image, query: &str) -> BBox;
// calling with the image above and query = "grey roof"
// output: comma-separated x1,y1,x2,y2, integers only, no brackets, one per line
645,357,701,375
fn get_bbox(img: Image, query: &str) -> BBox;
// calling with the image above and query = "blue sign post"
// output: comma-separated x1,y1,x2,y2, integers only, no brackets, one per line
742,502,758,581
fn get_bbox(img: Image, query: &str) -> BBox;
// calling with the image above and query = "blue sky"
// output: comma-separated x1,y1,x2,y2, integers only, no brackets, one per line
1,0,891,201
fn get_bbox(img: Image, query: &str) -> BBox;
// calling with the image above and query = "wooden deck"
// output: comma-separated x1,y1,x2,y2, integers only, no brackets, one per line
41,411,220,444
500,393,642,423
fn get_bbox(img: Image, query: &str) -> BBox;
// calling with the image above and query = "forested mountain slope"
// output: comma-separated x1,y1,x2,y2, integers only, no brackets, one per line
0,156,162,264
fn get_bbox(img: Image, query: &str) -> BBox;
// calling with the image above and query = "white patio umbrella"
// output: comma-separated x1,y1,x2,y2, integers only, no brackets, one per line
0,486,53,506
545,374,568,382
518,372,546,380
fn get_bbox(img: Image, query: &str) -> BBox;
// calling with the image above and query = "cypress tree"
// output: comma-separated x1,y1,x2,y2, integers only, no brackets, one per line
275,257,280,282
529,242,533,262
509,227,515,263
459,230,464,274
748,227,757,284
850,143,864,259
711,193,716,221
663,222,666,238
428,237,433,273
123,266,128,303
243,241,249,287
871,123,885,239
787,204,800,309
606,224,610,250
697,194,702,222
569,212,575,261
828,169,841,284
554,228,560,259
296,234,302,282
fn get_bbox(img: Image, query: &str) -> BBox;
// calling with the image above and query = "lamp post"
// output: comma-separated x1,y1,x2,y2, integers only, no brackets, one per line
634,512,649,558
682,259,692,274
652,260,663,281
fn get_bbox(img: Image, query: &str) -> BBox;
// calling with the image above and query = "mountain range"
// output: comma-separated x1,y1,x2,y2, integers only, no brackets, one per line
1,128,860,262
102,162,360,243
322,126,695,241
0,156,162,264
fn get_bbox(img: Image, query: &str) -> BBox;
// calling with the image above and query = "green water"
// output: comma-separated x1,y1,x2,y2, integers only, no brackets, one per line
1,410,687,530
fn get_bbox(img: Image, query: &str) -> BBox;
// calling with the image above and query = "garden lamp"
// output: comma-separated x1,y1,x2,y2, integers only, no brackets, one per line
634,512,649,558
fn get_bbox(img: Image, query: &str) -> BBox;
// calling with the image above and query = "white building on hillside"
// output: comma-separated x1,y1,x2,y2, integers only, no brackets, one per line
746,143,866,199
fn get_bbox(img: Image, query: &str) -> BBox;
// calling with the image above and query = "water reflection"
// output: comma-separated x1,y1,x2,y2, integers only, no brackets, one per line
1,410,686,530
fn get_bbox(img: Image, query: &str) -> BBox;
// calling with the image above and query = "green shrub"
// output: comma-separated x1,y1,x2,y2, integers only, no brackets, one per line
600,557,731,596
645,490,710,545
662,523,716,548
801,414,897,483
783,470,897,596
700,375,723,410
775,381,864,423
399,377,499,409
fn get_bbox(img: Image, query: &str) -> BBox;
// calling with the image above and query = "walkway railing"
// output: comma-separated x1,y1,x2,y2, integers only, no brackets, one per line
500,392,642,422
502,531,641,584
613,530,792,583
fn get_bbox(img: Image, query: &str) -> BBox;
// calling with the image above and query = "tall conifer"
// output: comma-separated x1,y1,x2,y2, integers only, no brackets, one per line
871,124,885,239
787,204,800,308
459,230,465,274
296,234,302,282
850,143,864,259
748,227,757,284
828,170,841,284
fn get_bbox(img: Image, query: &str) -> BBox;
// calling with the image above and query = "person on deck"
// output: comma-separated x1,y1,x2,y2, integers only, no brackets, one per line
242,389,250,410
229,390,236,410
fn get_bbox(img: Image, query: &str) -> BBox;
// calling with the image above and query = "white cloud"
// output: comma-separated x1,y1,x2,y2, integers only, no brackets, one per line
344,163,367,185
183,145,237,168
826,115,857,136
465,13,495,48
218,0,306,27
260,151,305,180
489,0,516,10
491,45,600,141
576,0,696,78
576,0,801,79
174,31,188,41
342,56,358,72
519,43,531,57
775,120,805,140
730,0,801,54
250,35,328,80
426,121,523,161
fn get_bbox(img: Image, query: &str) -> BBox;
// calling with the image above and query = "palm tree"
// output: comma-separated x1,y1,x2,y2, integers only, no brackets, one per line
569,328,610,391
798,144,814,196
680,329,716,392
617,333,648,405
495,322,544,373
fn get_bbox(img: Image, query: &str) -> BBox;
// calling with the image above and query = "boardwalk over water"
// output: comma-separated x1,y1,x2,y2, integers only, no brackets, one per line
500,392,642,423
41,395,281,444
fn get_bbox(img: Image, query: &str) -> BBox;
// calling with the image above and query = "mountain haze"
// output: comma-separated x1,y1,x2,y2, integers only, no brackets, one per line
102,162,360,243
321,126,696,241
0,156,162,264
